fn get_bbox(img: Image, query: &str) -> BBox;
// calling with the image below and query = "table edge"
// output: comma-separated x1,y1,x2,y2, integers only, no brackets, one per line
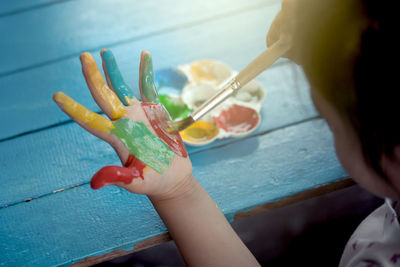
72,177,354,266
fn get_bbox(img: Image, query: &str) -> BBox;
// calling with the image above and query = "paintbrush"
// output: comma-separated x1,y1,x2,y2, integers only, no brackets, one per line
166,40,290,133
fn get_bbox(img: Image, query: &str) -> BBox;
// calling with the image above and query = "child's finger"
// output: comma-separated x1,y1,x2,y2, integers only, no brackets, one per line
139,50,159,103
53,92,114,140
90,154,151,192
80,52,127,120
90,165,144,190
101,49,134,106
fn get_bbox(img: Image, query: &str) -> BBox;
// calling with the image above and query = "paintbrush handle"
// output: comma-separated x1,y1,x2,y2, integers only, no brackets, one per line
191,40,290,121
192,79,240,121
236,39,290,86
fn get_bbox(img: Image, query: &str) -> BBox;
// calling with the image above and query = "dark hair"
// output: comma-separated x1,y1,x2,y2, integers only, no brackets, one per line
295,0,399,177
352,0,400,176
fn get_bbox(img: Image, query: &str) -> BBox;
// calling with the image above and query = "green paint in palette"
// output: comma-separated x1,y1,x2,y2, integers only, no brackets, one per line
159,94,192,120
111,119,174,173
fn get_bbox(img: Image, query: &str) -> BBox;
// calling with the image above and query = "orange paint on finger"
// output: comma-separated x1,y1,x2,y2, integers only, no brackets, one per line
180,121,219,143
81,52,126,120
53,92,114,133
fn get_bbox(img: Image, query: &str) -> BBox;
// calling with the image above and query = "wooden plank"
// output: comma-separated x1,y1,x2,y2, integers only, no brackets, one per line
73,178,355,267
0,2,284,140
72,233,172,267
0,62,314,208
0,121,116,208
234,178,355,220
0,119,348,266
0,0,67,17
0,2,315,208
0,0,279,76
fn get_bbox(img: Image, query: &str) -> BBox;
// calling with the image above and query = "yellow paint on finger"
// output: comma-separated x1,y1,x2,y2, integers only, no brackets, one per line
81,53,126,120
53,92,114,133
97,84,127,119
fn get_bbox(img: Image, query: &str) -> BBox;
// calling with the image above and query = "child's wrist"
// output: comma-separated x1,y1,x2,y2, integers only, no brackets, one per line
148,173,199,204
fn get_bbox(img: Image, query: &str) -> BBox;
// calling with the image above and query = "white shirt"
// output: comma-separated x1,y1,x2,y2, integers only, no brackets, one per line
340,199,400,267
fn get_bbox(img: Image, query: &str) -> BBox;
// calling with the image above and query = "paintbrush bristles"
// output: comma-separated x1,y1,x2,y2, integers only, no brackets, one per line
166,116,195,133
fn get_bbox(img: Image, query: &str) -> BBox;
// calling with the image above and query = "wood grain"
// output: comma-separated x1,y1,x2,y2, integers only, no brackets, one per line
73,178,354,266
0,0,67,17
234,178,355,220
72,233,172,267
0,0,280,75
0,119,348,266
0,1,285,140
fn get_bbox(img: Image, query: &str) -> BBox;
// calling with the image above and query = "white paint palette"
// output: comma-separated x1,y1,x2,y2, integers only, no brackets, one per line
155,60,265,146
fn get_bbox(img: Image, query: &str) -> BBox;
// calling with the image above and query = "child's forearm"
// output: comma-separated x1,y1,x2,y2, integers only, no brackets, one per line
149,175,260,267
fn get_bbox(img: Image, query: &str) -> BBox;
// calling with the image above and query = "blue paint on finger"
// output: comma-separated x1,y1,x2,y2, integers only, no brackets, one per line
102,50,134,105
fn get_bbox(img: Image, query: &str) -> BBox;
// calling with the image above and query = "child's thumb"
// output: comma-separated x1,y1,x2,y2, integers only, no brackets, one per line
90,165,142,190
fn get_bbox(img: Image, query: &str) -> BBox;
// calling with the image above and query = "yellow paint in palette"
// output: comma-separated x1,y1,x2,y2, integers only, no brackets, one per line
189,61,217,84
53,92,114,133
189,60,232,85
180,121,219,144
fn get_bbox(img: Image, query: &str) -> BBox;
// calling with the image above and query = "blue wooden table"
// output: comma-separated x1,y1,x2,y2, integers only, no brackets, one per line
0,0,351,266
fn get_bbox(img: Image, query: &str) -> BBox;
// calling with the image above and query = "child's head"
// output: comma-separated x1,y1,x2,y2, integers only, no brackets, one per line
294,0,400,199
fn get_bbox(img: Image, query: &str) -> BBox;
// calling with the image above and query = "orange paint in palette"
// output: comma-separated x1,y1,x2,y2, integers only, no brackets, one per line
214,104,259,134
180,121,219,144
190,61,217,83
188,60,232,85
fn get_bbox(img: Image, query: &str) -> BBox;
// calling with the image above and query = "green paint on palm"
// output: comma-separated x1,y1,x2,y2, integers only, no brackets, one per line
159,94,192,120
111,119,174,173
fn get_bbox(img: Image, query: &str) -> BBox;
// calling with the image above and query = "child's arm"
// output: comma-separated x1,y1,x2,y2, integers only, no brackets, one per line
150,175,260,266
53,50,259,266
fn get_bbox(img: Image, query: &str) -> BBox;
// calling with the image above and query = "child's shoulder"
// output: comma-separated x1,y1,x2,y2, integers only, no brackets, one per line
339,199,400,266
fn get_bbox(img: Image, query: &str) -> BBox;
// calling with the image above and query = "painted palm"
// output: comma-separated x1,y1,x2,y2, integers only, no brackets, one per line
53,50,191,196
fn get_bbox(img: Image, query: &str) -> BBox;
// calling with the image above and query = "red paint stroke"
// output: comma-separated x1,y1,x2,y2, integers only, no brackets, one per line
213,104,259,133
90,154,146,189
142,103,188,158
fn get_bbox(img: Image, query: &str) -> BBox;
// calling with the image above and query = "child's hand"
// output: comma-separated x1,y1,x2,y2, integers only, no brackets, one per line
53,50,193,200
266,0,299,63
